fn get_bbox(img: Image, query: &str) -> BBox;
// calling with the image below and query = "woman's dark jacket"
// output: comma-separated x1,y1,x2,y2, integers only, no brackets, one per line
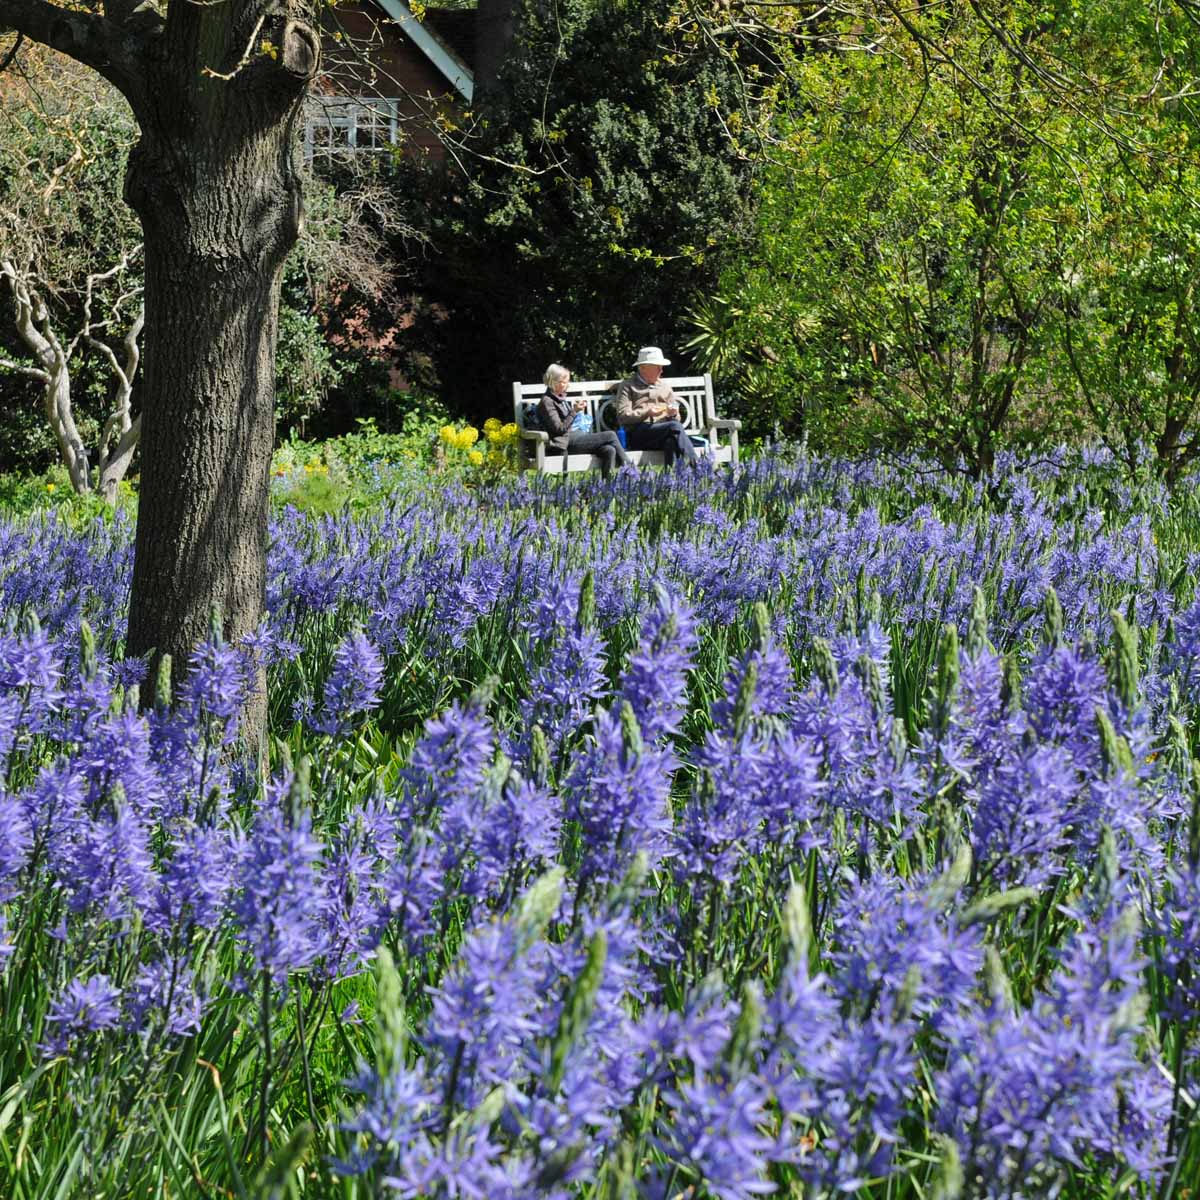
536,389,577,452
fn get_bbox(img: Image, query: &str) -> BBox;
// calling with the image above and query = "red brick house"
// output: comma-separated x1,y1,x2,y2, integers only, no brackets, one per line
307,1,476,162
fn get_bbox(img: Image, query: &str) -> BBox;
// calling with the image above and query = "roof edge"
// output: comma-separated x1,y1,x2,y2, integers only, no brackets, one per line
372,0,475,102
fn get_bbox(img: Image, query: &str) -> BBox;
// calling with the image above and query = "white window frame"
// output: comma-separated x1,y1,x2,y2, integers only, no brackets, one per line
304,96,402,161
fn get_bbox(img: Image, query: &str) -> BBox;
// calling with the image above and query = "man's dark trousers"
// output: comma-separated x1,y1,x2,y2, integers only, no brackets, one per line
624,420,698,466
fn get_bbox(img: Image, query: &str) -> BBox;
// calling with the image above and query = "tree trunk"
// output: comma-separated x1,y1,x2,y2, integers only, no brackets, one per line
1,262,92,493
44,358,93,493
93,309,142,505
0,4,320,752
124,130,297,739
98,415,140,506
119,15,320,744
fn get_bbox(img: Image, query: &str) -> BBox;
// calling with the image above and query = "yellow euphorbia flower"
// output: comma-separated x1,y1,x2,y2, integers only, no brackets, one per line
499,422,519,444
468,450,484,466
483,417,502,435
456,426,479,449
439,424,459,446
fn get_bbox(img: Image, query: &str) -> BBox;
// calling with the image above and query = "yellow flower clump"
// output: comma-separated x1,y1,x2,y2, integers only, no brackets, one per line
484,420,519,447
441,420,516,468
440,424,482,452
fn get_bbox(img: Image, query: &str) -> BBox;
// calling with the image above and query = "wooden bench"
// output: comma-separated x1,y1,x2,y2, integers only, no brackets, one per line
512,374,741,473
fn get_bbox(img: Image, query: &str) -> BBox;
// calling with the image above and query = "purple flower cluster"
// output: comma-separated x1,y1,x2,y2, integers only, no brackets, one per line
306,628,385,735
936,899,1171,1193
3,447,1198,1195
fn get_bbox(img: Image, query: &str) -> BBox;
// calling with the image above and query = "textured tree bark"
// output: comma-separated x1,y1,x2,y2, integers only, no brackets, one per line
118,12,319,742
1,1,318,745
124,206,283,688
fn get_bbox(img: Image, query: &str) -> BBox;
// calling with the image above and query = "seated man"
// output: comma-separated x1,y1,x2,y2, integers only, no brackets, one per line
614,347,698,466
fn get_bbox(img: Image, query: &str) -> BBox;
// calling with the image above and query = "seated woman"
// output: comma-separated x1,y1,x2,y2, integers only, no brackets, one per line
537,363,630,478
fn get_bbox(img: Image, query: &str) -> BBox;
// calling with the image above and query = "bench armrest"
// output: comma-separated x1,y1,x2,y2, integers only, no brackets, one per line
708,418,742,431
521,429,549,443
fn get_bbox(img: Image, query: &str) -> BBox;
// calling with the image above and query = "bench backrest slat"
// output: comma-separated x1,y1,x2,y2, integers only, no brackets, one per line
513,375,714,434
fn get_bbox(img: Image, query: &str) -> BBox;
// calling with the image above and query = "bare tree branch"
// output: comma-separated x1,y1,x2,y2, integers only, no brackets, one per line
0,0,146,98
71,245,142,356
0,355,50,381
201,12,266,80
2,237,143,497
0,31,23,74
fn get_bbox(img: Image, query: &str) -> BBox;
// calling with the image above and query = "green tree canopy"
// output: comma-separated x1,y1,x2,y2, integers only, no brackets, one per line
683,0,1200,478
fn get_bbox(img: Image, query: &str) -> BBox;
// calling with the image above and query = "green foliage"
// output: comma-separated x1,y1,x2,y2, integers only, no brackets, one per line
0,465,134,522
686,1,1200,474
275,300,344,431
684,290,820,440
0,53,138,289
275,467,353,518
1051,54,1200,482
395,0,769,417
0,52,142,477
0,471,58,515
0,372,56,475
269,402,455,513
335,402,452,471
700,12,1100,467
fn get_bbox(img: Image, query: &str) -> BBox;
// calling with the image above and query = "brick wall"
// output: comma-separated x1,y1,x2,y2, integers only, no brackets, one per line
314,2,470,160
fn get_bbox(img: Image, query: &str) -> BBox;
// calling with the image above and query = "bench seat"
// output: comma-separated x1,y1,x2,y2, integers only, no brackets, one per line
547,444,735,472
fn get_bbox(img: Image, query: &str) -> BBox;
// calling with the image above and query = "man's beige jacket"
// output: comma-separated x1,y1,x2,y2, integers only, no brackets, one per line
615,372,678,426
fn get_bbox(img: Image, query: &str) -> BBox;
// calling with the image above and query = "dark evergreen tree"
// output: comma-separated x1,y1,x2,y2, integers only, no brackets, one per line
401,0,766,415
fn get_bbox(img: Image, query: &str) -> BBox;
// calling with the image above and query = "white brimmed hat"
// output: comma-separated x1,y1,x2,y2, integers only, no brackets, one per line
633,346,671,367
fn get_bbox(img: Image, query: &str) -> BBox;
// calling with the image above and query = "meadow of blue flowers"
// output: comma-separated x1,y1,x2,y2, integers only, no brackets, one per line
2,448,1199,1198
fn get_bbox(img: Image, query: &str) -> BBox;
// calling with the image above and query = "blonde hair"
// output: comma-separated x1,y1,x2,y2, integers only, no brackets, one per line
543,363,570,389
